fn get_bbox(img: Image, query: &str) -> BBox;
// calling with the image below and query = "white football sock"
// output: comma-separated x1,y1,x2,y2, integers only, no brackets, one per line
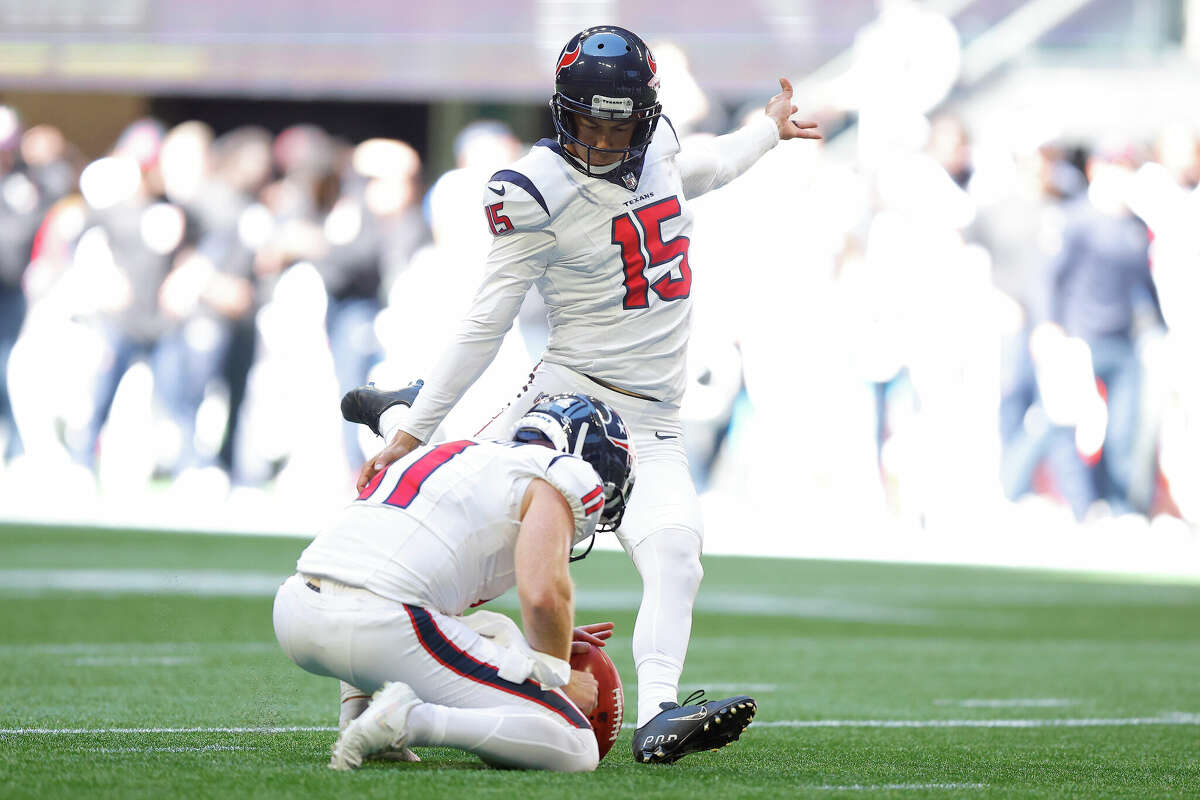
407,703,597,772
629,528,704,728
339,681,371,731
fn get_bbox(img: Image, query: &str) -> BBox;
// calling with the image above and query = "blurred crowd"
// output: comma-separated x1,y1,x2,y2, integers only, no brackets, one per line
0,14,1198,540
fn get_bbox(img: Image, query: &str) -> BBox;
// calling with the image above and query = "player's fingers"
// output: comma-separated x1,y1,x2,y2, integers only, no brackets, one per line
571,641,592,654
356,459,377,492
573,629,608,647
791,119,819,128
779,76,793,95
579,621,615,634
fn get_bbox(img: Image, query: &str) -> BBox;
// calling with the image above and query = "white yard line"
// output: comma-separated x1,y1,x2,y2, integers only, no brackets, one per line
619,713,1200,730
755,714,1200,728
0,642,276,655
0,726,336,735
6,713,1198,736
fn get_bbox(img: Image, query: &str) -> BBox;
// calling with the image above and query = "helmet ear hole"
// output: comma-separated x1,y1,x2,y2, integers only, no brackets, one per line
513,392,636,530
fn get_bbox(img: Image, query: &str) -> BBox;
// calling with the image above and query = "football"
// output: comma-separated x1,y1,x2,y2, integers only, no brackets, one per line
569,643,624,760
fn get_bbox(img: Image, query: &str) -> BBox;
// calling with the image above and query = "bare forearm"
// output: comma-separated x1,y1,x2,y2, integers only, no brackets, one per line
514,480,576,661
519,581,573,661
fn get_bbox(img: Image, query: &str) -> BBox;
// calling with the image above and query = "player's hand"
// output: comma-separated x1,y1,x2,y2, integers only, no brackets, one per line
766,77,822,142
571,621,614,651
356,430,422,492
564,669,599,715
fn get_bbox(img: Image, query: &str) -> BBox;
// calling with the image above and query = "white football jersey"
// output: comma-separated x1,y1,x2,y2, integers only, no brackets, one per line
400,115,780,443
483,124,695,402
296,440,603,616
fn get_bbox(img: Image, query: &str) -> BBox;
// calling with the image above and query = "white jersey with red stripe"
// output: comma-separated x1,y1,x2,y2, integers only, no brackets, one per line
296,440,602,616
398,114,780,444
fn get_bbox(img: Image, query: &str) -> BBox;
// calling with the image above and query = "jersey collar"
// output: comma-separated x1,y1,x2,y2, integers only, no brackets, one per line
536,138,648,192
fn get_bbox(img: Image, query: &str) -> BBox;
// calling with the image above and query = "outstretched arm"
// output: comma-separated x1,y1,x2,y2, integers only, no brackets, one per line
676,77,821,199
355,207,552,491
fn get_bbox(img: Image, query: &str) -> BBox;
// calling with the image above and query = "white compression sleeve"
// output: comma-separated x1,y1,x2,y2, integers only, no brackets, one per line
398,232,551,443
675,114,780,200
629,528,705,728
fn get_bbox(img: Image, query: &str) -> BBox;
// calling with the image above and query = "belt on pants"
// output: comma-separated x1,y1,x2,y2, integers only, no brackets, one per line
583,373,659,402
297,574,377,598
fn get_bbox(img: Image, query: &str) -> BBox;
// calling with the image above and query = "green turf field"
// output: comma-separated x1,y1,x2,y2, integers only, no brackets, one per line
1,523,1197,798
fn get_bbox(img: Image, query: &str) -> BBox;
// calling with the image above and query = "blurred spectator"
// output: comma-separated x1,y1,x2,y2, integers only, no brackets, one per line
354,137,428,296
647,40,727,137
205,126,275,477
153,121,259,483
1126,125,1200,522
0,107,36,461
372,120,527,444
68,118,193,473
825,0,961,171
1031,142,1164,518
971,138,1088,508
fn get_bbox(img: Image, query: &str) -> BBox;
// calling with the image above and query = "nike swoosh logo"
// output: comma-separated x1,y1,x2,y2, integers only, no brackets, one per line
671,708,707,721
488,183,506,196
654,432,678,440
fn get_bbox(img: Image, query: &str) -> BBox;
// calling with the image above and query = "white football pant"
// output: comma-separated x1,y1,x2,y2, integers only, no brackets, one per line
273,574,597,772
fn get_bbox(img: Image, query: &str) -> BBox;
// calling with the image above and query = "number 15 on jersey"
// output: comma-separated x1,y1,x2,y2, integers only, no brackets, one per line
611,196,692,310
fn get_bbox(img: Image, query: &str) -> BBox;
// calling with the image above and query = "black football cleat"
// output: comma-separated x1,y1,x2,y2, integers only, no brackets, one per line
340,380,424,437
632,691,756,764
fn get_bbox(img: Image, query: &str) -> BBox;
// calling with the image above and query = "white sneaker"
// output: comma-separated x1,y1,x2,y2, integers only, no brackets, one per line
329,682,421,770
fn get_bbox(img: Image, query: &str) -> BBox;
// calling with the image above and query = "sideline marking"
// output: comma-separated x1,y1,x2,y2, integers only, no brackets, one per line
69,656,197,667
618,713,1200,730
0,570,937,624
0,726,336,735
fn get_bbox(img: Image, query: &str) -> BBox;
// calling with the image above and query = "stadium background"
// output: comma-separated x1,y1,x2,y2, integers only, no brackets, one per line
0,0,1198,577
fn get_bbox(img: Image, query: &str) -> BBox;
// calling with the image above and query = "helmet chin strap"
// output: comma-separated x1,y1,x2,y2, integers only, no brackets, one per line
565,146,623,175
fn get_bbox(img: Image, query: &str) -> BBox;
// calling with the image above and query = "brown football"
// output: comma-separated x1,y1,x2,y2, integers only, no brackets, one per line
569,643,624,760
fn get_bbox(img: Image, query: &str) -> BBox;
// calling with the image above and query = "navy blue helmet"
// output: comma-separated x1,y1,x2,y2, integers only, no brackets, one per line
550,25,662,178
512,392,636,534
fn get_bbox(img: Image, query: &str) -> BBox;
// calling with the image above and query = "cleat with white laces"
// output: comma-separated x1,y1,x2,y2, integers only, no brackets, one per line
329,682,421,771
632,691,757,765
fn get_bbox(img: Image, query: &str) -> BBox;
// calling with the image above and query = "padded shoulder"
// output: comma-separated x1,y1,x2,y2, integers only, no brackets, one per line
543,453,603,546
645,115,682,163
480,166,550,235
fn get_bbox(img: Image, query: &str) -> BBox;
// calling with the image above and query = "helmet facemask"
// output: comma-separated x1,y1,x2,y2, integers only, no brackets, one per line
550,94,661,178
